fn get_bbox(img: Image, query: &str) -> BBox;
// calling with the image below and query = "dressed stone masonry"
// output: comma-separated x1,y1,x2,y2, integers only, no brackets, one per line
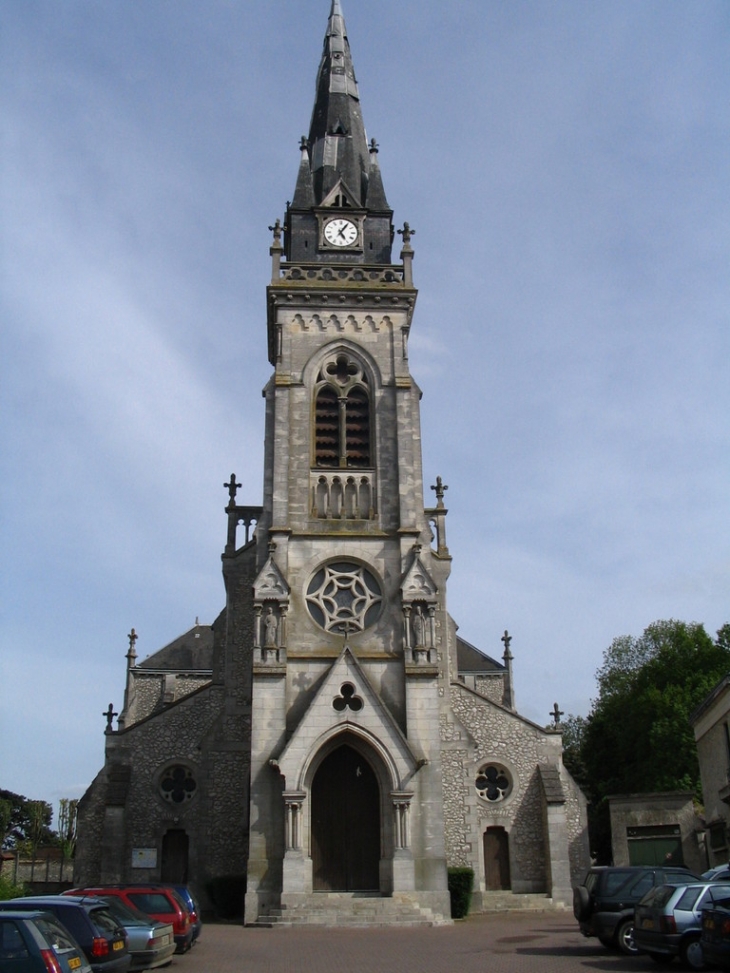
75,0,589,924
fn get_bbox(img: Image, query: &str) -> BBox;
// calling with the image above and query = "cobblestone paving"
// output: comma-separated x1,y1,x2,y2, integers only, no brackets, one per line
171,911,662,973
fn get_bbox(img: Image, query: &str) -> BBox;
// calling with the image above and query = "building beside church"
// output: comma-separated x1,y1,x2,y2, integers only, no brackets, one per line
75,0,589,924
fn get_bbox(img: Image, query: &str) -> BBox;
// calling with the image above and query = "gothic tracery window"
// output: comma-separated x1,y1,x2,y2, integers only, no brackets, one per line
306,561,382,634
314,353,371,469
475,763,512,803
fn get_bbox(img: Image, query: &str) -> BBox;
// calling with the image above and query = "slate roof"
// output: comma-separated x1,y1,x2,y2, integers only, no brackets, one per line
456,636,505,674
137,624,214,671
538,764,566,804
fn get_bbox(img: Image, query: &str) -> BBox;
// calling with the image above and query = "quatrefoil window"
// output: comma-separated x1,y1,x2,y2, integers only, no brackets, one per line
306,561,382,634
475,764,512,803
160,765,197,804
333,683,363,712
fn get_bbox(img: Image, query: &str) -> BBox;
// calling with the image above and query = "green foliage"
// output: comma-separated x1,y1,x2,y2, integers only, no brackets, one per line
57,799,79,859
558,715,589,791
0,790,54,851
575,620,730,863
0,872,26,900
447,866,474,919
205,874,246,919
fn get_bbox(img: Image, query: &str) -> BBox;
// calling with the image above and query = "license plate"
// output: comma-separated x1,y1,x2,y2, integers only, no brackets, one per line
160,934,170,945
642,918,654,929
113,940,124,951
69,960,81,971
705,919,715,930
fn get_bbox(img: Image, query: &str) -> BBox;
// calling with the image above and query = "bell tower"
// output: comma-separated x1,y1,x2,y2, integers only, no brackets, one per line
243,0,453,922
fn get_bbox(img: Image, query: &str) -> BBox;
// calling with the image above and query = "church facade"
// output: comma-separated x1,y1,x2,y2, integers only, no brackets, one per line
75,1,589,923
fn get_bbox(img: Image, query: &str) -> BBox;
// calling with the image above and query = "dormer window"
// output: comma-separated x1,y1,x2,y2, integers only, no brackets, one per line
314,353,371,469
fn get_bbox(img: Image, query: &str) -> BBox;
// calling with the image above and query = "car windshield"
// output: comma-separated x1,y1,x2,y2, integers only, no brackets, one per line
639,885,671,907
89,906,123,937
35,915,78,951
99,897,153,925
705,885,730,906
128,893,174,914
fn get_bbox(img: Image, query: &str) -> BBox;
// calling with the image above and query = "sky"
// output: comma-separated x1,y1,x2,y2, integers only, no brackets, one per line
1,0,728,821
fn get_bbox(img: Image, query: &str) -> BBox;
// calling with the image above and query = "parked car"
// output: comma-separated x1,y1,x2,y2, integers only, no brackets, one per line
0,909,93,973
634,881,730,969
71,887,193,953
63,893,175,972
573,865,700,955
703,864,730,881
701,896,730,970
128,884,201,944
0,897,129,973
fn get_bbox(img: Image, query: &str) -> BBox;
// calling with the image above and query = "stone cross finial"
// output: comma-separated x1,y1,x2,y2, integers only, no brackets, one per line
268,219,283,246
299,135,308,151
369,137,379,154
224,474,242,505
430,476,448,507
501,629,513,658
398,222,416,246
550,702,564,727
103,703,118,734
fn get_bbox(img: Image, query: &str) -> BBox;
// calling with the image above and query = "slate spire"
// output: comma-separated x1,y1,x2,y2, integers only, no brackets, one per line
308,0,372,206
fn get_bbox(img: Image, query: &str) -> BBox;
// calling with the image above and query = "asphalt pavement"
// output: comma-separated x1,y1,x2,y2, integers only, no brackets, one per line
165,910,667,973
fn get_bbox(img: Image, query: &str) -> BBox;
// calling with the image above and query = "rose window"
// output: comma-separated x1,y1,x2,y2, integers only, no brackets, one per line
160,765,197,804
306,561,382,634
475,764,512,803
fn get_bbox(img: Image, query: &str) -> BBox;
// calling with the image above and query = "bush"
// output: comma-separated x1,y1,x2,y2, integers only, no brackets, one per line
205,874,246,919
0,872,26,900
447,866,474,919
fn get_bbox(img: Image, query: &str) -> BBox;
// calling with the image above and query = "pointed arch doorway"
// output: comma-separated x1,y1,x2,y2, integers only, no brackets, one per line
311,744,380,891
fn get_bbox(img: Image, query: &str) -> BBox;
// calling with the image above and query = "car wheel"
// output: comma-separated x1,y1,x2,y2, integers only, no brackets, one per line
573,886,590,921
680,935,705,971
616,918,639,956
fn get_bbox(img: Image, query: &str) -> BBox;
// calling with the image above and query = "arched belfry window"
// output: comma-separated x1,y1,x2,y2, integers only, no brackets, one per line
314,353,371,469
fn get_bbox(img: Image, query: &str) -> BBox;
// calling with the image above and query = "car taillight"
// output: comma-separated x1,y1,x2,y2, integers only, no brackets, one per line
40,949,63,973
722,919,730,934
660,916,677,934
91,936,110,957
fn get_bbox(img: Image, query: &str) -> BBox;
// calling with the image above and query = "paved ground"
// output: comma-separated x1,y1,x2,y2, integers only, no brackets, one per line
167,911,665,973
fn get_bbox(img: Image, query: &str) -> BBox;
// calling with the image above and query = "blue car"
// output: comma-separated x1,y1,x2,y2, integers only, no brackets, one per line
0,909,93,973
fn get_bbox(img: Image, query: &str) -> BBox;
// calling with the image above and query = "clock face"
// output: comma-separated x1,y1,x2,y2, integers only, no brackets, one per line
324,218,358,247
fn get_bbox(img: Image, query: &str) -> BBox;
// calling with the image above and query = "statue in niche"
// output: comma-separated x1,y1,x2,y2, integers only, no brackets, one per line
412,607,426,647
263,606,278,647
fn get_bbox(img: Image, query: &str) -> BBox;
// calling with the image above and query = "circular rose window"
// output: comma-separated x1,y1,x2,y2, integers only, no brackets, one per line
306,561,382,634
159,765,197,804
475,763,512,803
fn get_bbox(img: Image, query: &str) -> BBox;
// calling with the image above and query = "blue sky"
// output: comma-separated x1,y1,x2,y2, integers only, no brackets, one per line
1,0,728,818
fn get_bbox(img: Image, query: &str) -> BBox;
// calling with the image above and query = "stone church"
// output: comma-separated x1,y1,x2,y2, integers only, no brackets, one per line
75,0,589,924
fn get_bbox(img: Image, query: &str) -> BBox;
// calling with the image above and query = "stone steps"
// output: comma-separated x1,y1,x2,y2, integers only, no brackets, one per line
250,893,451,928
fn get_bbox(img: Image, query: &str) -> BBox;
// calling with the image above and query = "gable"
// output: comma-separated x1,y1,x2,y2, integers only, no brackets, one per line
274,647,419,790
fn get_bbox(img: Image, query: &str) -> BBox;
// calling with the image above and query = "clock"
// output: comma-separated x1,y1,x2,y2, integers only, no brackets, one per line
323,217,358,247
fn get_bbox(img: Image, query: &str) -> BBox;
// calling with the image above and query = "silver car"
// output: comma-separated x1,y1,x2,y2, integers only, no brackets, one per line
63,893,175,972
634,881,730,970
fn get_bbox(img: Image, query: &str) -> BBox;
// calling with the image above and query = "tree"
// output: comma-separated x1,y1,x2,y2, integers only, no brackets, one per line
576,620,730,863
0,789,54,851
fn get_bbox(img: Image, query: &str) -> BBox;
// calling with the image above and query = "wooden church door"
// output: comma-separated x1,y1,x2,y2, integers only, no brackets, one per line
484,826,511,890
311,745,380,891
161,828,189,884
